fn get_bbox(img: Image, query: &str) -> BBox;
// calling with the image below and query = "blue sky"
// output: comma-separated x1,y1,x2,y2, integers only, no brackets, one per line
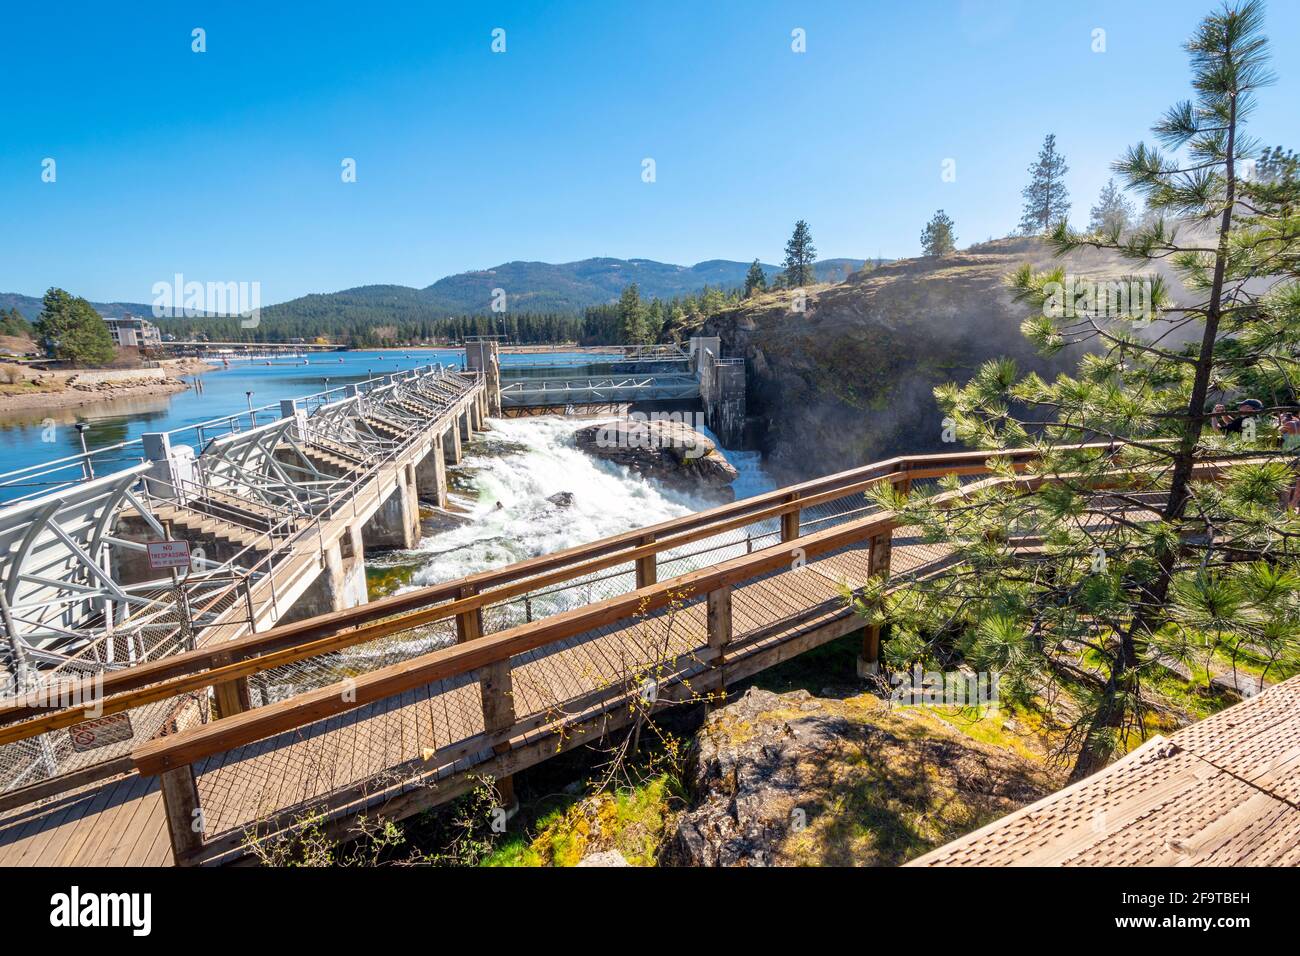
2,0,1298,305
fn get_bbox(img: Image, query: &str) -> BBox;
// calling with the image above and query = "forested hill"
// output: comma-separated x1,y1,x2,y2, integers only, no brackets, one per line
2,256,873,337
0,292,154,322
412,257,870,314
254,256,870,326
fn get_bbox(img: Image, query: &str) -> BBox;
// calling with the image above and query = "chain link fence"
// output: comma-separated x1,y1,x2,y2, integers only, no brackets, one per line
0,577,250,793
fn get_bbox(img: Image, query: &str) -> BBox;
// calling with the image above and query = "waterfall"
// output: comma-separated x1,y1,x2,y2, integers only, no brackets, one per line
408,415,775,588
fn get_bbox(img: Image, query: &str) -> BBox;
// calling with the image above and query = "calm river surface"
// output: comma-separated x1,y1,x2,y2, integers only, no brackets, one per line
0,349,606,480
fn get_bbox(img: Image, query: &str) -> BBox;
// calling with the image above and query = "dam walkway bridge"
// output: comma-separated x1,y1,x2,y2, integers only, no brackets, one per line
0,444,1263,867
492,339,746,444
0,365,488,797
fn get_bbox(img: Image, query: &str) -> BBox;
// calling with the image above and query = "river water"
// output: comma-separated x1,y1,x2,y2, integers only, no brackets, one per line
0,349,472,479
0,350,776,594
400,415,774,589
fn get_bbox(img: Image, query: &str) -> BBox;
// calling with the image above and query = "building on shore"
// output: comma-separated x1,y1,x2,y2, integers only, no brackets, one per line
105,314,162,350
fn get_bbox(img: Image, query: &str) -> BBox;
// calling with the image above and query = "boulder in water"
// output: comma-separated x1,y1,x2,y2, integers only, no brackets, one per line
420,507,472,535
547,491,576,508
574,419,738,497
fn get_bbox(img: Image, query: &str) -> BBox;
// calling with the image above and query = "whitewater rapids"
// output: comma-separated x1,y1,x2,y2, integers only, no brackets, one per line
268,415,777,696
410,415,776,588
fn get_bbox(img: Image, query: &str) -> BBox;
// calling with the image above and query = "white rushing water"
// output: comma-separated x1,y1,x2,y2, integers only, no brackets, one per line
407,415,776,588
319,415,778,686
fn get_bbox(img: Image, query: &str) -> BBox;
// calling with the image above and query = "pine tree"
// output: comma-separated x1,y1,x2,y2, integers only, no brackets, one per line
1256,144,1298,183
1018,133,1071,234
618,283,649,345
34,288,115,367
870,1,1298,782
782,220,817,287
645,298,665,341
919,210,957,256
743,259,768,297
1087,178,1136,234
0,308,33,338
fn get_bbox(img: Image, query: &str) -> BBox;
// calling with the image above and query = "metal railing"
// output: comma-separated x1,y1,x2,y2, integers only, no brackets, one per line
0,366,464,506
0,368,485,794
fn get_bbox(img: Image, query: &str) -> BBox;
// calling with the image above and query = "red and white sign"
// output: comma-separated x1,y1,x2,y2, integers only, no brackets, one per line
147,539,191,570
68,713,134,752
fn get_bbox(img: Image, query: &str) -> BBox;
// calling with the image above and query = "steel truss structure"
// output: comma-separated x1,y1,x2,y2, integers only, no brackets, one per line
499,373,701,407
0,365,476,692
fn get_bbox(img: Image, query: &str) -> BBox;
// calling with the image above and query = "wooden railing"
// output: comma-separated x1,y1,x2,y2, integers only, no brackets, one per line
119,447,1070,863
0,446,1044,736
139,503,911,863
8,442,1242,862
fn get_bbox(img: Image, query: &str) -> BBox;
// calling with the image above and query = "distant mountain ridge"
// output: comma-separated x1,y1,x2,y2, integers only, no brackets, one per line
264,257,873,323
0,292,155,323
2,256,879,324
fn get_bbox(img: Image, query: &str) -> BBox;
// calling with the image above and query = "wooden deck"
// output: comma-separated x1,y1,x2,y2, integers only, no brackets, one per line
1,447,1262,868
911,673,1300,866
0,532,937,866
0,773,172,866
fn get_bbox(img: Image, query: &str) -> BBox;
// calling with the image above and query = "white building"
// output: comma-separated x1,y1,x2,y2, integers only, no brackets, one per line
105,314,161,350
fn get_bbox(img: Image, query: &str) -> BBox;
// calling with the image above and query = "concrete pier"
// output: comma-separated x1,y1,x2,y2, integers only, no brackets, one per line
362,466,421,551
692,337,747,448
444,418,463,464
466,338,502,416
415,436,447,507
280,524,368,624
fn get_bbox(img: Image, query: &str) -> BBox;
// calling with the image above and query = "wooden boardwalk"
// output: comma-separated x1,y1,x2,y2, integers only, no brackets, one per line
0,531,934,866
0,446,1265,868
912,673,1300,866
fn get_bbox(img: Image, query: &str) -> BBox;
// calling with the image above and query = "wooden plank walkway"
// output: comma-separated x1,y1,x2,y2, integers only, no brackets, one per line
0,531,933,866
911,673,1300,866
1,461,1240,867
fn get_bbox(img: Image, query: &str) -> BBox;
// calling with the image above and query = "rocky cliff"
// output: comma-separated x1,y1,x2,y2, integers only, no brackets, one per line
694,237,1170,483
669,687,1052,866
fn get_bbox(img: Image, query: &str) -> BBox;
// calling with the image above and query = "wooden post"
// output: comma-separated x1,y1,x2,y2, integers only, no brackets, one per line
780,492,801,542
858,528,893,678
706,585,732,705
210,650,250,719
479,659,517,810
635,534,657,589
455,585,483,643
897,463,912,497
159,764,205,865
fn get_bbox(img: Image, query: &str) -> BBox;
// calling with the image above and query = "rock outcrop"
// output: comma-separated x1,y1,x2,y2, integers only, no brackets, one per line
694,237,1200,483
668,687,1052,866
574,419,738,497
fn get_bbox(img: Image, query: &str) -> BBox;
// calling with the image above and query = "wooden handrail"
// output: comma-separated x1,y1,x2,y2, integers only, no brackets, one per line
0,466,907,744
0,443,1144,737
133,451,1265,775
0,442,1159,738
133,507,900,776
0,450,974,726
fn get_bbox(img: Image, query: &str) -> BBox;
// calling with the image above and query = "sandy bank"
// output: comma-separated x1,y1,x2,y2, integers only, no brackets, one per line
0,358,215,413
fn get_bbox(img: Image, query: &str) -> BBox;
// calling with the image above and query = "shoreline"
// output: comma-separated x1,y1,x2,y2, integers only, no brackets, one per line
0,358,213,414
